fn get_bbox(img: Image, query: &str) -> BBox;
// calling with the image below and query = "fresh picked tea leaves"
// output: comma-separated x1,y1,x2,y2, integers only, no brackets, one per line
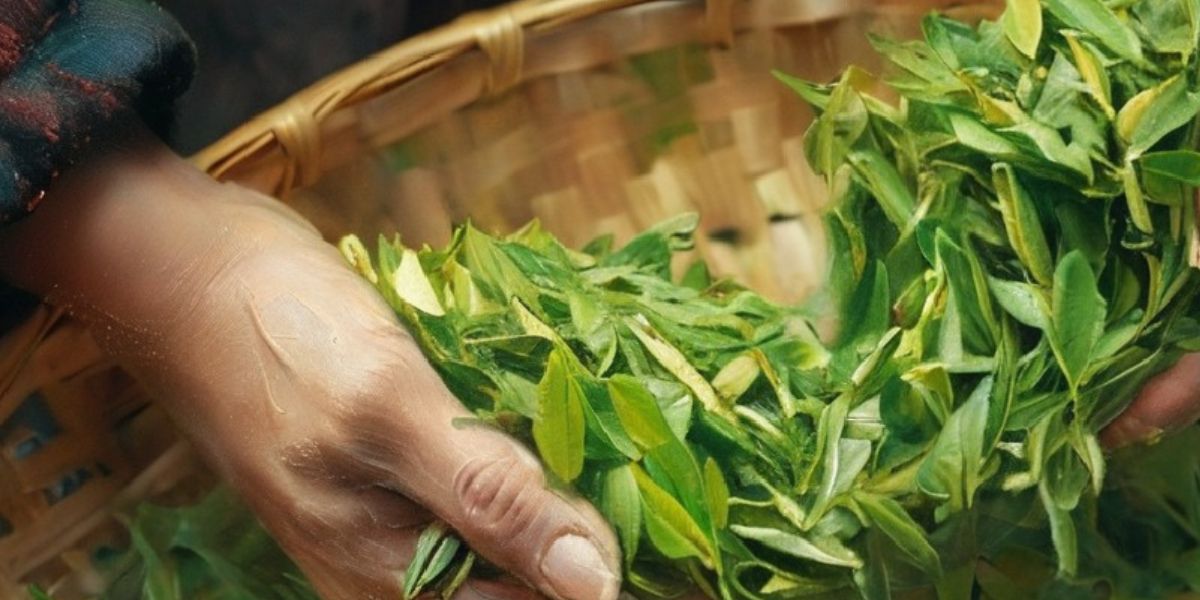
93,488,319,600
337,0,1200,596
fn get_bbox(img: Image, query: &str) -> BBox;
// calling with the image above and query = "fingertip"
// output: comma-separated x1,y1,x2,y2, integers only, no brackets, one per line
540,533,621,600
1103,353,1200,449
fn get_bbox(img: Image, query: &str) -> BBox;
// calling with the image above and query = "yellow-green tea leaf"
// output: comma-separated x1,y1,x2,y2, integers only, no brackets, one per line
854,492,941,575
338,234,379,284
608,375,676,451
1049,252,1107,393
703,458,730,530
729,525,863,569
395,248,445,316
626,317,728,419
634,465,715,566
992,163,1054,286
533,349,586,483
1002,0,1042,59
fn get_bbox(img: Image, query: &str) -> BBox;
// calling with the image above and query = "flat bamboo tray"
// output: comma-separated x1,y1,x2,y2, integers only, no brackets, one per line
0,0,999,595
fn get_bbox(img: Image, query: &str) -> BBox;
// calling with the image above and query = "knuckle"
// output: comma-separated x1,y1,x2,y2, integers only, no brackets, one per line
454,454,546,538
280,438,363,486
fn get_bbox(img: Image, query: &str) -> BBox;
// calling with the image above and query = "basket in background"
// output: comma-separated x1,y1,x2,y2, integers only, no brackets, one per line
0,0,999,595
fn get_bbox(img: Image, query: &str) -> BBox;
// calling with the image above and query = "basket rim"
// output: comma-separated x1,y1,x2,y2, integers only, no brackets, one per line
188,0,893,195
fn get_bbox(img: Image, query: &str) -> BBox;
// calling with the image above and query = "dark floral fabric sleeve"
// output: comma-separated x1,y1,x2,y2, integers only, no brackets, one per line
0,0,195,224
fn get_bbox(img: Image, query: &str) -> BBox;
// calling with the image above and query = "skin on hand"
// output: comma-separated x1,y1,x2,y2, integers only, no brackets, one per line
1102,353,1200,449
0,126,620,600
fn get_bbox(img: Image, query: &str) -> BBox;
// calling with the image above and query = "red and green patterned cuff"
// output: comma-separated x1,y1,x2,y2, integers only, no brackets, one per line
0,0,196,224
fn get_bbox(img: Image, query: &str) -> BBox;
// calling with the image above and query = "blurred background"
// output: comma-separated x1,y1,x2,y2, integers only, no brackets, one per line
158,0,505,154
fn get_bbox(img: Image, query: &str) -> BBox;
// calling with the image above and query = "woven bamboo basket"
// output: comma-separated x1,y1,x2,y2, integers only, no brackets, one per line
0,0,1002,595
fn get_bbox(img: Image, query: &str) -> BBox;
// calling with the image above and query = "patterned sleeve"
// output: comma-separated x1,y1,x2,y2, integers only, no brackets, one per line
0,0,196,224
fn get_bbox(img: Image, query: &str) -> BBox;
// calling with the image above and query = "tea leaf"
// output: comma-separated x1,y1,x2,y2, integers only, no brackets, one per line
988,277,1050,330
712,353,761,402
1002,0,1042,59
625,317,728,420
849,149,915,230
338,234,378,284
601,465,643,564
729,526,863,569
1117,75,1200,158
634,465,715,566
1049,251,1106,393
917,377,990,512
1043,0,1143,63
1140,150,1200,186
395,248,445,316
703,458,731,530
608,375,676,451
854,492,941,575
1063,33,1113,117
533,349,586,483
992,164,1054,286
1039,480,1078,577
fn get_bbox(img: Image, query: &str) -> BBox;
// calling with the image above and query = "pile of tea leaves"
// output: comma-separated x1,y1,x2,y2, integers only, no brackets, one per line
344,0,1200,595
76,0,1200,598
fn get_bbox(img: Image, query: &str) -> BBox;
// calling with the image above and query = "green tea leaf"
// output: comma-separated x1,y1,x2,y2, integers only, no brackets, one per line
992,164,1054,286
806,72,870,178
1043,0,1143,63
28,587,54,600
1063,33,1113,117
338,234,379,284
712,353,761,402
403,523,452,599
625,318,729,419
729,525,863,569
988,277,1050,330
936,230,997,355
1117,75,1200,158
1140,150,1200,186
704,458,731,530
1049,251,1106,393
1002,0,1042,59
1133,0,1199,57
1039,480,1078,577
854,492,941,575
917,377,990,512
849,149,916,230
805,395,852,526
634,465,715,566
533,349,586,483
608,374,676,451
395,248,445,316
601,464,642,564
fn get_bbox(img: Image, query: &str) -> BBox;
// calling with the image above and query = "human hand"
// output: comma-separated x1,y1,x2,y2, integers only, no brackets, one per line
0,131,620,600
1102,353,1200,449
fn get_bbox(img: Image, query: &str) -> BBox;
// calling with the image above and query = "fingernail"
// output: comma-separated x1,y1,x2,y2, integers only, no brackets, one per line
540,534,619,600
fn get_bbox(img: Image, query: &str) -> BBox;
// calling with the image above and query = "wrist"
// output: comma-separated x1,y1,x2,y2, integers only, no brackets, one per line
0,122,243,328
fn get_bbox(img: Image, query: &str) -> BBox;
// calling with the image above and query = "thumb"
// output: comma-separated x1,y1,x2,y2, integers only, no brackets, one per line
372,365,622,600
1102,353,1200,449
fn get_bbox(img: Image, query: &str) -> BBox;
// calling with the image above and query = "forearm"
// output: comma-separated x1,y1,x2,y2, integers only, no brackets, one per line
0,126,249,333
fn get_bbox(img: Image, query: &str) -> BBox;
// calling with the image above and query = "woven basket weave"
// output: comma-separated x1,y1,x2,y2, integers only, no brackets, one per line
0,0,1000,595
